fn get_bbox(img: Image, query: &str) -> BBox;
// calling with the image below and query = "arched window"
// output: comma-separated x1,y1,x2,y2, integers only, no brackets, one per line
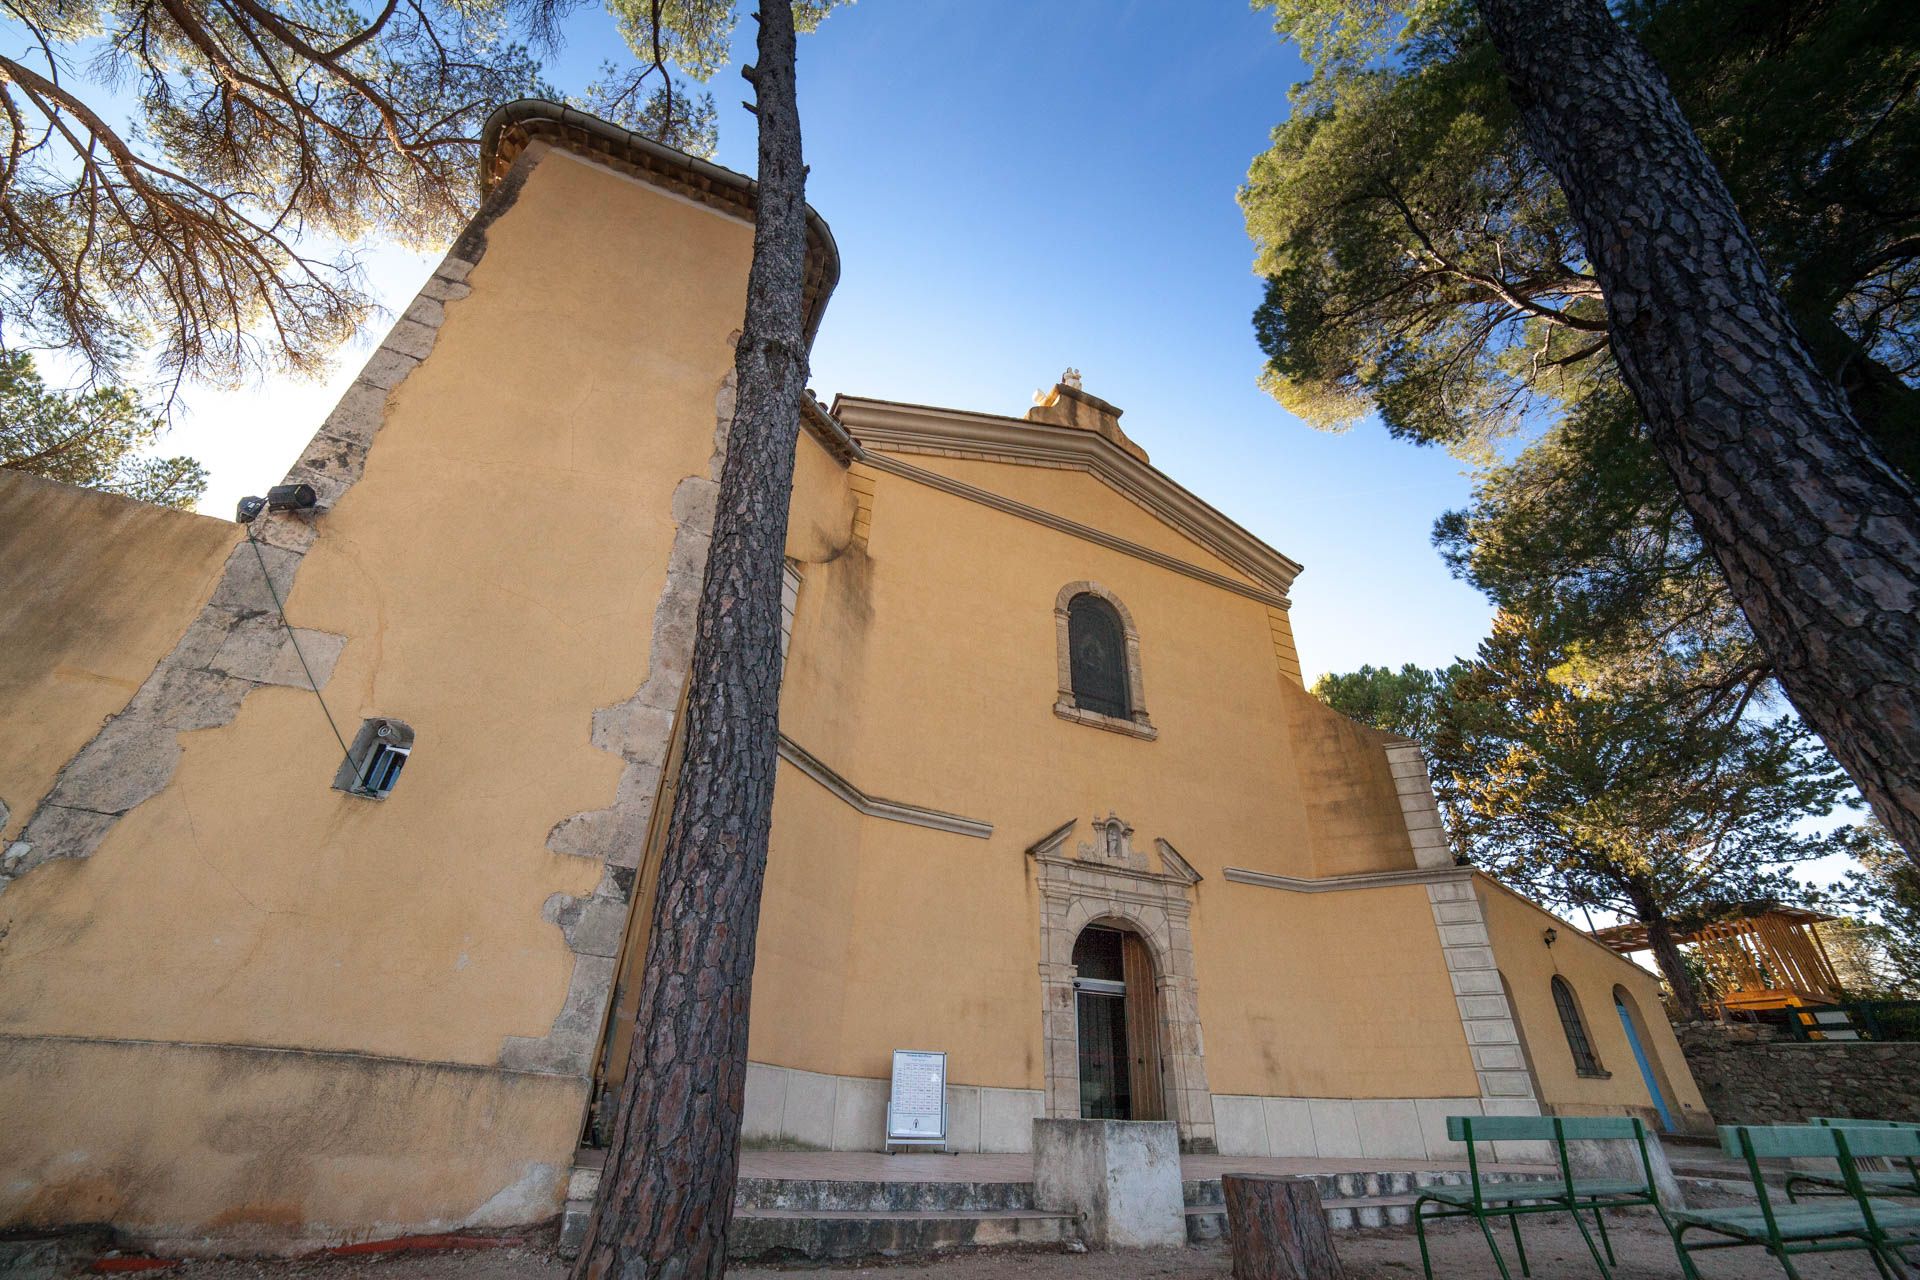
1068,594,1130,719
1551,976,1604,1077
1052,582,1154,739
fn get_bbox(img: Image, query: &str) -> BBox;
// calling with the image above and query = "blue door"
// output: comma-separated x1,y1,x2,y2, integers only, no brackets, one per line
1614,992,1675,1132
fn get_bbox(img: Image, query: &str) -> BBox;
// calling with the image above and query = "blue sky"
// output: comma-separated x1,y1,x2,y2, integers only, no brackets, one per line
162,1,1495,683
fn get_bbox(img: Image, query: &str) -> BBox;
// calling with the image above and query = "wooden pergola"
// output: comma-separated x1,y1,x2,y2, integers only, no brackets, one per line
1592,905,1844,1013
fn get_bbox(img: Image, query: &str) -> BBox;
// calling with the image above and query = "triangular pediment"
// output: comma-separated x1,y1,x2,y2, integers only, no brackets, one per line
831,396,1302,603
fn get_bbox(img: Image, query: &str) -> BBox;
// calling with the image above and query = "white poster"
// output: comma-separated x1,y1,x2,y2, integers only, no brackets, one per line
886,1049,947,1143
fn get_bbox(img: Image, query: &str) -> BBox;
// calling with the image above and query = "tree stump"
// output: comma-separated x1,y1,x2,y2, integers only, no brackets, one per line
1222,1174,1346,1280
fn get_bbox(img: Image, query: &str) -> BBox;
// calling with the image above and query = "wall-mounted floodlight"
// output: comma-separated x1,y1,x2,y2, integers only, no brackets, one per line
266,483,318,511
237,483,318,525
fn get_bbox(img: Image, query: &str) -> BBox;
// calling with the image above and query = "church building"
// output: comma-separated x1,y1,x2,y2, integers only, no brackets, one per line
0,101,1708,1252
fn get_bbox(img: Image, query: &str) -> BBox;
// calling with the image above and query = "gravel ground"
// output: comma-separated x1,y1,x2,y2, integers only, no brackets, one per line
85,1215,1898,1280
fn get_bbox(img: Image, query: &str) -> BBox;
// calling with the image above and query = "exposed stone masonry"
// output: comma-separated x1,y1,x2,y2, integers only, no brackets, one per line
1675,1021,1920,1124
1425,876,1541,1118
0,250,478,896
502,365,734,1077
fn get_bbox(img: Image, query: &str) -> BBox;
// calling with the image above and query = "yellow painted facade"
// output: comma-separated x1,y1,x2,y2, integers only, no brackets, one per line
0,106,1709,1250
1479,880,1709,1131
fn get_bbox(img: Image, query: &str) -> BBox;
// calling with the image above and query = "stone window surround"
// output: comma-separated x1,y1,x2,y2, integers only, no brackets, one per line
1551,973,1612,1079
1052,581,1156,741
1030,819,1214,1152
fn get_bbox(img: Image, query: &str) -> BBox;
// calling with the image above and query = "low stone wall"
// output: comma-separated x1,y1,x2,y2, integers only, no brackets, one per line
1674,1022,1920,1125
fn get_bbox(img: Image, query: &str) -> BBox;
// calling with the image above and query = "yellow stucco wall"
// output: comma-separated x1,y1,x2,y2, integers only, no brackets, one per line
0,1037,583,1252
1196,882,1477,1098
749,447,1475,1100
0,145,760,1241
1478,877,1711,1131
0,472,239,843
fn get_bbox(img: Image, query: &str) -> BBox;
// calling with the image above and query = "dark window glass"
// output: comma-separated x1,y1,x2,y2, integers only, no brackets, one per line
1077,988,1131,1119
1072,926,1126,982
1068,594,1130,718
1552,976,1604,1076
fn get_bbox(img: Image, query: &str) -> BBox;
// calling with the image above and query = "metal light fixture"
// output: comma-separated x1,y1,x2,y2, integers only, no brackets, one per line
1543,927,1558,948
236,482,317,525
266,483,318,511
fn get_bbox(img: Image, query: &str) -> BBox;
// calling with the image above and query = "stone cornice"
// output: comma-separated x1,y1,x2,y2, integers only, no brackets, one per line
777,733,992,839
833,396,1303,600
857,450,1292,610
1222,864,1472,894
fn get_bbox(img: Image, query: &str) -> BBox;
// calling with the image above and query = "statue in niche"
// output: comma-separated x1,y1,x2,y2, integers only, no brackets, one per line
1078,811,1143,870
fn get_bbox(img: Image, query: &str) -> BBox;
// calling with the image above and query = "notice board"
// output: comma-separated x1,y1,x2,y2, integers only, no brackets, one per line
886,1049,947,1146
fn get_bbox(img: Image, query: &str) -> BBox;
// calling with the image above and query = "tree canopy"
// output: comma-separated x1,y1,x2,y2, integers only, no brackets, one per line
0,350,206,507
1249,0,1920,859
1314,611,1858,1017
1831,823,1920,996
1242,0,1920,664
1244,0,1918,467
0,0,786,391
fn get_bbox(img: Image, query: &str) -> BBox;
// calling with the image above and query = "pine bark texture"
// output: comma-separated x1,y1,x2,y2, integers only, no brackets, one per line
573,5,810,1278
1221,1175,1345,1280
1474,0,1920,865
1644,914,1703,1022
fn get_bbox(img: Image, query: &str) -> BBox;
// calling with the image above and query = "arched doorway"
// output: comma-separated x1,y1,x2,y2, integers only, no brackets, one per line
1613,985,1678,1132
1072,924,1165,1121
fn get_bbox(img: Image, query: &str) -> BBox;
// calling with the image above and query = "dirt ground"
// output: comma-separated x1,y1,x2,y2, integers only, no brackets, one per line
112,1215,1899,1280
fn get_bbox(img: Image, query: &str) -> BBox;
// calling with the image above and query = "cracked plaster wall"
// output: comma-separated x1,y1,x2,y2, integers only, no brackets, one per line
501,370,731,1077
0,250,479,893
0,144,775,1241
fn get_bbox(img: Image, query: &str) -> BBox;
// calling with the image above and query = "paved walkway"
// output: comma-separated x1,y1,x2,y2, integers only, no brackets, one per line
737,1150,1554,1183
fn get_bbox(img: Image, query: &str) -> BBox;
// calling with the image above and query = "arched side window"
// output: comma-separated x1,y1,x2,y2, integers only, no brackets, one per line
1053,582,1155,740
1551,976,1605,1077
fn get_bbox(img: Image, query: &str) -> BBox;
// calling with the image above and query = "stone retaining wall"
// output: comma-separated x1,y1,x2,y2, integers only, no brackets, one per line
1674,1022,1920,1125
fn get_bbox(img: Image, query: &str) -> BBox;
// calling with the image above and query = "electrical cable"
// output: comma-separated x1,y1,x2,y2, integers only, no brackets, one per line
246,525,355,773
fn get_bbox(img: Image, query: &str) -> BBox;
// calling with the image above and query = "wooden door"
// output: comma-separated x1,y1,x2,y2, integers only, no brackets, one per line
1121,932,1164,1121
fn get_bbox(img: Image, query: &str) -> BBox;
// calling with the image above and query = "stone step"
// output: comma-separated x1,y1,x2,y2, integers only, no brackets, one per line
1184,1197,1427,1243
735,1176,1036,1213
1183,1168,1538,1208
1181,1170,1557,1243
728,1208,1077,1263
562,1159,1549,1259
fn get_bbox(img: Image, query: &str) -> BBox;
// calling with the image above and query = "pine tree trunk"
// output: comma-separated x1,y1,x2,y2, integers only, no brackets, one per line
1221,1175,1345,1280
1644,913,1704,1022
1474,0,1920,868
572,5,810,1278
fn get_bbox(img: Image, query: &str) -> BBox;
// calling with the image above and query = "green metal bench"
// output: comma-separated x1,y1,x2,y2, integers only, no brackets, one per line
1414,1115,1672,1280
1668,1124,1920,1280
1785,1119,1920,1204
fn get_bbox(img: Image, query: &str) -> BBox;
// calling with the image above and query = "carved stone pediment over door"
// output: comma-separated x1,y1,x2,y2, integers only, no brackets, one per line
1028,814,1214,1152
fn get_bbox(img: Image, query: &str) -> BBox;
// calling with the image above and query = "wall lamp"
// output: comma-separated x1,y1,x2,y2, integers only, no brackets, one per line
1543,927,1558,948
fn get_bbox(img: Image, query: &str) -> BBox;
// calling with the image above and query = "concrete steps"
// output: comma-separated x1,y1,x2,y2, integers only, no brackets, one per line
1182,1169,1542,1243
561,1155,1552,1261
735,1176,1038,1212
729,1207,1076,1263
560,1160,1076,1262
728,1174,1076,1263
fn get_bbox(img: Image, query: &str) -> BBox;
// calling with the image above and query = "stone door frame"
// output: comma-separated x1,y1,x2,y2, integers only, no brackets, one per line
1030,815,1216,1152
